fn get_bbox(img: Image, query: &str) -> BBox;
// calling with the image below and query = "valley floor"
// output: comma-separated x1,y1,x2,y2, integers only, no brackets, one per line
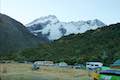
0,63,89,80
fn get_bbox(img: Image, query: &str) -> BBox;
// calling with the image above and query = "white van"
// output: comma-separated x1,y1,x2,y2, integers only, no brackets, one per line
86,62,103,69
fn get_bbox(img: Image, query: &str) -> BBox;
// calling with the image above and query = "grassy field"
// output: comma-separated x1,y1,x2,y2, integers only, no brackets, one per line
0,63,89,80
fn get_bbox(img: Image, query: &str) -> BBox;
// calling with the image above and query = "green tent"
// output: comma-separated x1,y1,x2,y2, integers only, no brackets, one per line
111,59,120,66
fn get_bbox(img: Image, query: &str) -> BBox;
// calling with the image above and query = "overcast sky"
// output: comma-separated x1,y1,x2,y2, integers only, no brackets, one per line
1,0,120,25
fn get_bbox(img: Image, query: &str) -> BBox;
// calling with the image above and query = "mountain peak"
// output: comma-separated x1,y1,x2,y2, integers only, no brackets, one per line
93,19,101,21
26,15,59,27
37,15,57,21
93,19,105,26
47,15,57,18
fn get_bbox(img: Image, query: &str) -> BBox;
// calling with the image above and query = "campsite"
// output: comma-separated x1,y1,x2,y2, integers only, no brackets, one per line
1,60,119,80
0,63,89,80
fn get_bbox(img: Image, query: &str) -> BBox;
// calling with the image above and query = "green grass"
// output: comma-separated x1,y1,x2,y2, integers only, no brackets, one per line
0,63,89,80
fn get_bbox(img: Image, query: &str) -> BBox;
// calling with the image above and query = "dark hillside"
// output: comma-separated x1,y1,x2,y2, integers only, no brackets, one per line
0,13,41,54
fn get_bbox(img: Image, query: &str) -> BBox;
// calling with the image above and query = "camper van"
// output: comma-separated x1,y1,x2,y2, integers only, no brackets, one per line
86,62,103,69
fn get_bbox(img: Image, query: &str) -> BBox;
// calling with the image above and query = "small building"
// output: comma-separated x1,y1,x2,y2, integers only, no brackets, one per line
34,61,54,66
86,62,103,70
111,59,120,69
58,62,68,67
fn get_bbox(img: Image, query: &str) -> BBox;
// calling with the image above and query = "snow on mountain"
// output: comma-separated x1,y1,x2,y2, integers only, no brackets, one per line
26,15,105,40
26,15,59,27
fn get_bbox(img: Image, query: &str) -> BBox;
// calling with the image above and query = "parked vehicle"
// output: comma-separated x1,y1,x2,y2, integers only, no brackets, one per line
74,64,84,69
99,69,120,80
86,62,103,69
32,63,40,70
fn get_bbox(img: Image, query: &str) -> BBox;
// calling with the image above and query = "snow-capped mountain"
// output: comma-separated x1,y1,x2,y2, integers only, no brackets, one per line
26,15,105,40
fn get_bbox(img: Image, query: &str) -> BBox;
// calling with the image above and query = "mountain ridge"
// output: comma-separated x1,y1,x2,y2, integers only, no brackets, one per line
26,15,105,40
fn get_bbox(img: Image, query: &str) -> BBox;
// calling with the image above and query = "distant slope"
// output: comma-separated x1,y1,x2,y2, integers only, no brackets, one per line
19,23,120,65
0,13,41,54
26,15,105,40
